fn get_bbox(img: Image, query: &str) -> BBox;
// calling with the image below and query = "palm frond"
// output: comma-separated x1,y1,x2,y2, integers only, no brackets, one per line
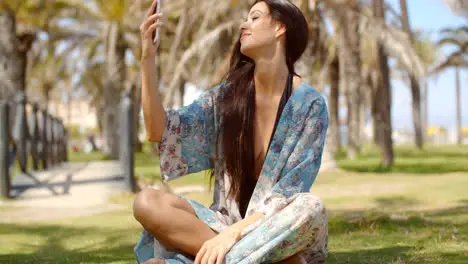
359,7,426,78
162,19,240,106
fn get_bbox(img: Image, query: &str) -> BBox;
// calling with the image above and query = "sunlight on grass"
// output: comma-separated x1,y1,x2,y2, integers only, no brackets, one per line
336,145,468,173
7,145,462,263
0,210,140,264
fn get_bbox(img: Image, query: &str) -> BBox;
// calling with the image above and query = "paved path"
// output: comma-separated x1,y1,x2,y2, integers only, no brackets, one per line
0,161,129,223
0,148,337,223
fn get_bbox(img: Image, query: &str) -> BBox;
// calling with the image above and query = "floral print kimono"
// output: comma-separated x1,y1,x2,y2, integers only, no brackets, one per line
135,81,329,264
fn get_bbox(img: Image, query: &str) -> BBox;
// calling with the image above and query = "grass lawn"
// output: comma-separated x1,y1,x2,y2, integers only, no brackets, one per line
1,145,466,263
1,171,466,263
336,144,468,174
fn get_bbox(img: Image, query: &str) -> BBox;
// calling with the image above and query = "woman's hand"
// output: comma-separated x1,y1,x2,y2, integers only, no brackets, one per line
140,0,163,61
194,227,242,264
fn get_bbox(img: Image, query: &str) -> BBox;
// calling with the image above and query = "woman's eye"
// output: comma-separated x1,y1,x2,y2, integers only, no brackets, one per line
252,17,259,21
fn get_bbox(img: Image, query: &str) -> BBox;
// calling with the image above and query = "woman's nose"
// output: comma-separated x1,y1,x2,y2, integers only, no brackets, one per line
240,20,248,31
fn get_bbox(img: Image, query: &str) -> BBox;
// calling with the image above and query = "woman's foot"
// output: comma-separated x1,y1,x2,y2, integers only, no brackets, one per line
142,258,165,264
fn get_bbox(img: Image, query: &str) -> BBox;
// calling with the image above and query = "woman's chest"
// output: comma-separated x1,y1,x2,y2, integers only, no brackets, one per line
253,105,280,178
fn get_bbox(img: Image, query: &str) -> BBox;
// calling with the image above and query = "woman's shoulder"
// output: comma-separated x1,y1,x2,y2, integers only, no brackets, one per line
293,81,327,109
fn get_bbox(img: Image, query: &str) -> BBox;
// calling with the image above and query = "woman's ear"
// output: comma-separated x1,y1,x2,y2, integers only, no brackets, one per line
275,23,286,39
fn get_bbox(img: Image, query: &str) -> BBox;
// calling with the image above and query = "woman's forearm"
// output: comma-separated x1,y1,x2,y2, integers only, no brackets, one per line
228,212,265,237
141,57,166,142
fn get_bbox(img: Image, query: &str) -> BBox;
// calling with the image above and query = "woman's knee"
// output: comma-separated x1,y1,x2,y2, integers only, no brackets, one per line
133,188,168,223
294,193,327,227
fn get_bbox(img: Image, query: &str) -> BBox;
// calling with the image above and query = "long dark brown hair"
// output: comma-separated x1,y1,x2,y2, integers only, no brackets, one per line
216,0,309,217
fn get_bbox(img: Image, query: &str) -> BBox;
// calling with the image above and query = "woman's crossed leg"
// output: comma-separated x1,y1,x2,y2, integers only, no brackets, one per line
133,189,324,263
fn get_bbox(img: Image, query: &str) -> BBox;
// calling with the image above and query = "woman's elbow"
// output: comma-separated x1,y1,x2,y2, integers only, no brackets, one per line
146,131,162,143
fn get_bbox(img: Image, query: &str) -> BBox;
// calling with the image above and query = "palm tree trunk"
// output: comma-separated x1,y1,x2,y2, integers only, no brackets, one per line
339,0,362,160
0,11,24,98
374,0,394,167
456,67,462,145
329,55,341,153
103,22,127,159
369,72,381,146
423,79,429,141
131,77,143,153
399,0,423,149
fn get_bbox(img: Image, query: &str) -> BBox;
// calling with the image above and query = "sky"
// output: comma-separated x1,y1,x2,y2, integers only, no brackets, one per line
386,0,467,132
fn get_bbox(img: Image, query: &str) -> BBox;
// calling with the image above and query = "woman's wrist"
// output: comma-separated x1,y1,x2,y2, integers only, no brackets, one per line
226,226,243,241
141,54,155,64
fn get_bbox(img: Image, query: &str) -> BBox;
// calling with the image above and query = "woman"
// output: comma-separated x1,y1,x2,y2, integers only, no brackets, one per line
134,0,329,263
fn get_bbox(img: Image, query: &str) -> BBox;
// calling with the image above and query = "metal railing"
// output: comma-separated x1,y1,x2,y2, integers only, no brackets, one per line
0,91,137,198
0,92,67,198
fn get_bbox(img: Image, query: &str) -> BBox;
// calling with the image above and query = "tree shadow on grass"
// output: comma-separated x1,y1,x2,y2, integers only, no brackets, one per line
328,247,468,264
338,160,468,174
335,145,468,174
327,206,468,263
374,196,421,209
0,223,138,263
327,246,413,264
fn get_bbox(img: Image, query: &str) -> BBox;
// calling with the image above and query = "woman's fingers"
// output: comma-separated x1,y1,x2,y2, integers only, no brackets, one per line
208,250,219,264
145,22,163,39
140,13,163,33
201,250,212,264
146,0,158,17
216,249,227,264
194,245,207,264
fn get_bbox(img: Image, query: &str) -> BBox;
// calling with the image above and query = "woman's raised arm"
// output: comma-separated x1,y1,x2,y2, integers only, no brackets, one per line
140,0,165,142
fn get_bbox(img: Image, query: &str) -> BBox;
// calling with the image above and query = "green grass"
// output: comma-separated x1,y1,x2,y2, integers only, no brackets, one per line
312,171,468,264
0,210,141,264
336,144,468,173
327,209,468,264
1,170,467,263
3,145,464,263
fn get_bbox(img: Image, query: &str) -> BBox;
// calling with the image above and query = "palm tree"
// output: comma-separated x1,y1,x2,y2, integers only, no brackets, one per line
64,0,140,158
443,0,468,18
0,2,36,99
399,0,424,149
287,0,426,167
372,0,394,167
336,0,362,160
392,31,439,141
0,0,70,99
434,26,467,144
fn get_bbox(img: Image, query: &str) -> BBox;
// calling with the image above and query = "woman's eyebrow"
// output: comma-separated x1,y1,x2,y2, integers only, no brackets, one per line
249,10,263,16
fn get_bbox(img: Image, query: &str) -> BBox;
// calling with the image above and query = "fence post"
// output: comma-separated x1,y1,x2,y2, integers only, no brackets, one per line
49,115,56,166
63,125,68,162
13,93,28,173
30,103,40,170
57,120,63,163
121,91,136,193
0,101,11,198
41,109,48,169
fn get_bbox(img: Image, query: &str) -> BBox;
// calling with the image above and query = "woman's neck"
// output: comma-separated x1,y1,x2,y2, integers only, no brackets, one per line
253,54,289,96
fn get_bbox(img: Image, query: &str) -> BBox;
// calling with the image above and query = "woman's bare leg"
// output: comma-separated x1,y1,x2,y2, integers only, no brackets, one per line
133,188,217,257
142,259,165,264
279,254,306,264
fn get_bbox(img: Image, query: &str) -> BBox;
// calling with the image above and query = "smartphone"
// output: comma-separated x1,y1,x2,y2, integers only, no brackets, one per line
153,0,162,43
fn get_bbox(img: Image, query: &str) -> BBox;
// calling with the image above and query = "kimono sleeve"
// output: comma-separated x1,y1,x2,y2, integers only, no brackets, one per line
158,84,223,182
255,96,329,217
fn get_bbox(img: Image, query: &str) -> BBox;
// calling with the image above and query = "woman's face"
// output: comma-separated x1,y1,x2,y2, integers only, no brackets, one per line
239,2,283,59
